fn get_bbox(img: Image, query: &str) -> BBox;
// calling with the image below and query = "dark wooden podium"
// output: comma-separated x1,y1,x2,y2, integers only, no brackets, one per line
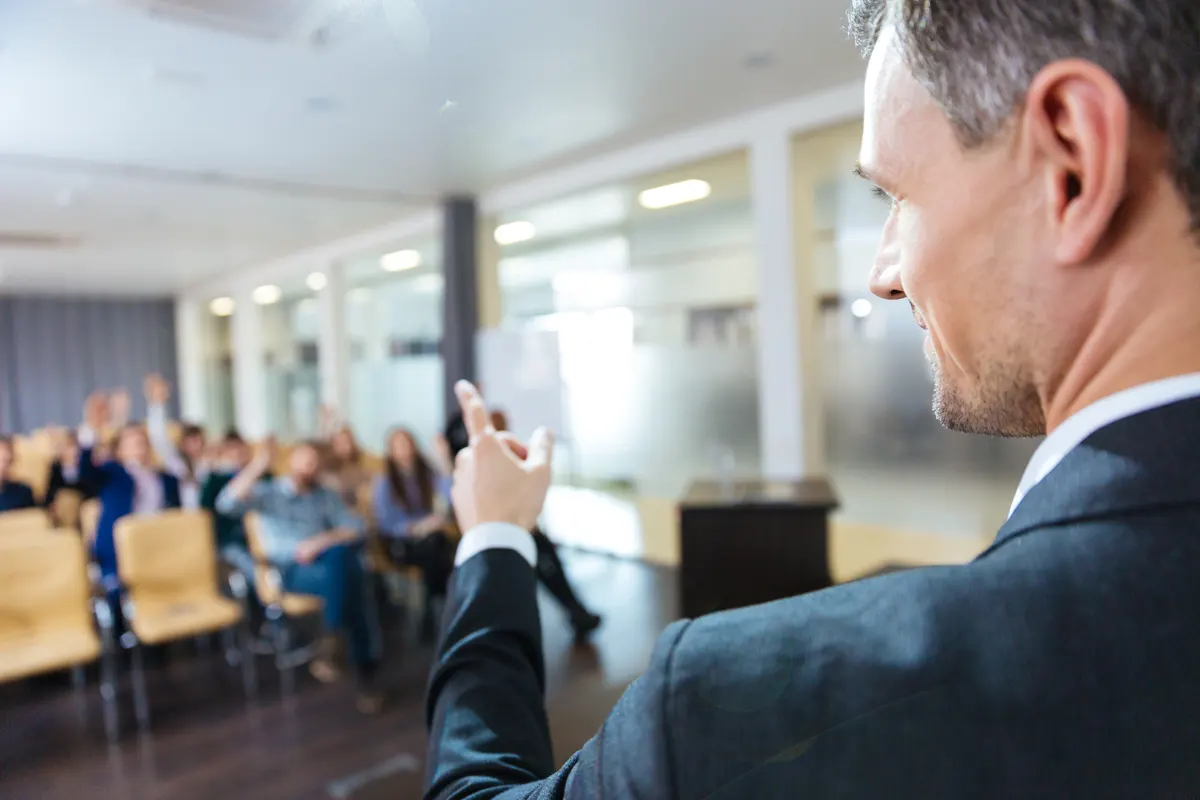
678,478,839,618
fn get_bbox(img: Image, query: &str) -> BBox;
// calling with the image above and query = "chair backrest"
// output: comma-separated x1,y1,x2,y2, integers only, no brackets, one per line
243,512,288,604
0,534,93,643
49,488,84,530
10,454,51,503
0,508,53,537
114,510,218,603
80,499,102,543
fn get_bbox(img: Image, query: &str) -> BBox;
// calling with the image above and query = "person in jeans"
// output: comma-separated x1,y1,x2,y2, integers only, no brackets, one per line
217,439,383,714
371,427,455,641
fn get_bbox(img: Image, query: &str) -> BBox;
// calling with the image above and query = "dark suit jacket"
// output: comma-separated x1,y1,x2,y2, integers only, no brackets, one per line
80,448,181,578
43,459,99,509
0,480,36,513
425,397,1200,798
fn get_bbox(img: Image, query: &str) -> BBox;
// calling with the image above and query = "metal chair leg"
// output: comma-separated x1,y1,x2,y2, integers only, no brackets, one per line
100,646,120,744
277,621,294,697
71,665,87,727
131,643,150,731
238,622,257,703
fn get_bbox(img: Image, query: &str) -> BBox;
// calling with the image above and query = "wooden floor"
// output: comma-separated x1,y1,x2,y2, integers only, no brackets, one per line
0,551,679,800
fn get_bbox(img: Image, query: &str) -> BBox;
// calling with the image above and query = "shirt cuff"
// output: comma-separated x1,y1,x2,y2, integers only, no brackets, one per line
454,522,536,568
77,425,97,448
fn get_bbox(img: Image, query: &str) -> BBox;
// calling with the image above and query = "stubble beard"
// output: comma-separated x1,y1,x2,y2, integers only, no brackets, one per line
929,350,1044,438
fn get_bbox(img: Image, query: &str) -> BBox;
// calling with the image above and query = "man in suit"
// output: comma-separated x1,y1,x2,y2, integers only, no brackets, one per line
0,435,36,512
424,2,1200,797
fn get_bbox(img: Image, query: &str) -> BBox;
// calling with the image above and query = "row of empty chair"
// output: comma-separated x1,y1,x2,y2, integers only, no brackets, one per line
0,507,253,741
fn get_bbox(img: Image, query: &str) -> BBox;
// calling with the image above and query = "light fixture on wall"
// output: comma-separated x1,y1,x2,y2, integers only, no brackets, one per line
252,284,282,305
380,249,421,272
209,297,235,317
637,179,712,210
306,271,328,291
493,220,536,245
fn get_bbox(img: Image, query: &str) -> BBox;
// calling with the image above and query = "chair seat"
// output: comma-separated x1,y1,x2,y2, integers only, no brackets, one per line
130,595,242,645
0,629,101,683
280,592,323,617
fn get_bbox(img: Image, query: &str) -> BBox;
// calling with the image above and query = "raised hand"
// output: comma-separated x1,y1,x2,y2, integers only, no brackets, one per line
144,373,171,406
450,381,554,533
84,392,109,431
109,389,132,425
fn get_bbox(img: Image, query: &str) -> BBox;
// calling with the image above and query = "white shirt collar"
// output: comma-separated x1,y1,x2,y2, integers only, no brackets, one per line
1010,373,1200,517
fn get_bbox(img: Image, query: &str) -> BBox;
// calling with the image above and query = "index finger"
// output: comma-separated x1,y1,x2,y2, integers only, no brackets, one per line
455,380,494,443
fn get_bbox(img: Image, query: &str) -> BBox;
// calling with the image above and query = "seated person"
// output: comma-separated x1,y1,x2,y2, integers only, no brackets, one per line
145,374,210,510
0,435,36,512
371,427,454,639
199,431,264,578
78,393,182,594
323,421,372,510
216,439,383,714
44,429,99,510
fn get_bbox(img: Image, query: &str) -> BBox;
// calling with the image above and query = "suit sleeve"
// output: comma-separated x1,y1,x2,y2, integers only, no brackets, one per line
424,548,689,799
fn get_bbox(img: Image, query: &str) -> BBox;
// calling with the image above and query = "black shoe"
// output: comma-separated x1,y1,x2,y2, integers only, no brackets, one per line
571,612,602,639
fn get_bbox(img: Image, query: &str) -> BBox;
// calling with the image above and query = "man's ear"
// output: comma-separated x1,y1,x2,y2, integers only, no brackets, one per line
1022,59,1130,264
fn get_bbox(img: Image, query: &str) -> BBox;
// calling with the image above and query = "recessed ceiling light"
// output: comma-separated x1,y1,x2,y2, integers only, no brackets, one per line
209,297,235,317
638,179,712,210
252,284,282,305
380,249,421,272
494,221,536,246
306,271,328,291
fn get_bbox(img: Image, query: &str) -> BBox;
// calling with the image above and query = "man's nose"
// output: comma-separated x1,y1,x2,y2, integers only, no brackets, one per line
868,258,906,300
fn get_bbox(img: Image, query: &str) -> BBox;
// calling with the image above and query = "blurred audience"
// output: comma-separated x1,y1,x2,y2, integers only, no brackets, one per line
217,439,383,714
372,427,454,640
324,418,372,510
0,435,36,512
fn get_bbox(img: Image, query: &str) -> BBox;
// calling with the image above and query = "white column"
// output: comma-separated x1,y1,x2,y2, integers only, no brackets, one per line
174,298,208,423
750,130,825,479
317,262,349,412
231,287,269,439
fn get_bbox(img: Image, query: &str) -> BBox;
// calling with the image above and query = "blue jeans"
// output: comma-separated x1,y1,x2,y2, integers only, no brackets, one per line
281,544,380,671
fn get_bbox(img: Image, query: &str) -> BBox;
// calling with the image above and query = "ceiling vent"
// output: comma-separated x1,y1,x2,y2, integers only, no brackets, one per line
104,0,354,43
0,232,81,248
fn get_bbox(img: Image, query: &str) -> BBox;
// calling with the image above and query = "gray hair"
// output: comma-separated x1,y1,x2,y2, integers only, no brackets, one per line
849,1,1200,231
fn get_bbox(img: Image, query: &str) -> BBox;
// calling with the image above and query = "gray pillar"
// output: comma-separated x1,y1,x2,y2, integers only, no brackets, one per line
442,196,480,412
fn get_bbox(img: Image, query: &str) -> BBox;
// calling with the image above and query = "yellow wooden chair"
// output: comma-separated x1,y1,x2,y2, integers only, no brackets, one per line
49,487,84,531
0,534,119,740
0,507,53,537
114,510,253,729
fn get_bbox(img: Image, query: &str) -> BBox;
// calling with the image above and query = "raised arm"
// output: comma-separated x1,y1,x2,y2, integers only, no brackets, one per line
144,374,188,477
76,393,114,489
215,439,273,517
423,383,678,798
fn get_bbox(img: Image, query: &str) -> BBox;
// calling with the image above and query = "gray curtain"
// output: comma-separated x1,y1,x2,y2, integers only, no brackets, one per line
0,296,178,433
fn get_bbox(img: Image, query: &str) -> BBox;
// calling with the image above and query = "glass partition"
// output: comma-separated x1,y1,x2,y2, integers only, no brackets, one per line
262,293,321,440
344,239,445,454
496,150,760,498
201,313,235,436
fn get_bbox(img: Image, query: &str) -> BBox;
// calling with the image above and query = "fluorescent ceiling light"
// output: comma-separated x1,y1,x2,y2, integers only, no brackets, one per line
638,179,712,210
252,284,282,305
494,220,536,245
380,249,422,272
306,271,328,291
209,297,235,317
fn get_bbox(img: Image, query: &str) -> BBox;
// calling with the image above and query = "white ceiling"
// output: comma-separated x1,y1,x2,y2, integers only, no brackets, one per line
0,0,863,296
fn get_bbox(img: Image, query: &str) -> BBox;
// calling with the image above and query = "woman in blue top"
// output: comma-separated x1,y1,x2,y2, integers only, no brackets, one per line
79,394,181,595
371,427,453,639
